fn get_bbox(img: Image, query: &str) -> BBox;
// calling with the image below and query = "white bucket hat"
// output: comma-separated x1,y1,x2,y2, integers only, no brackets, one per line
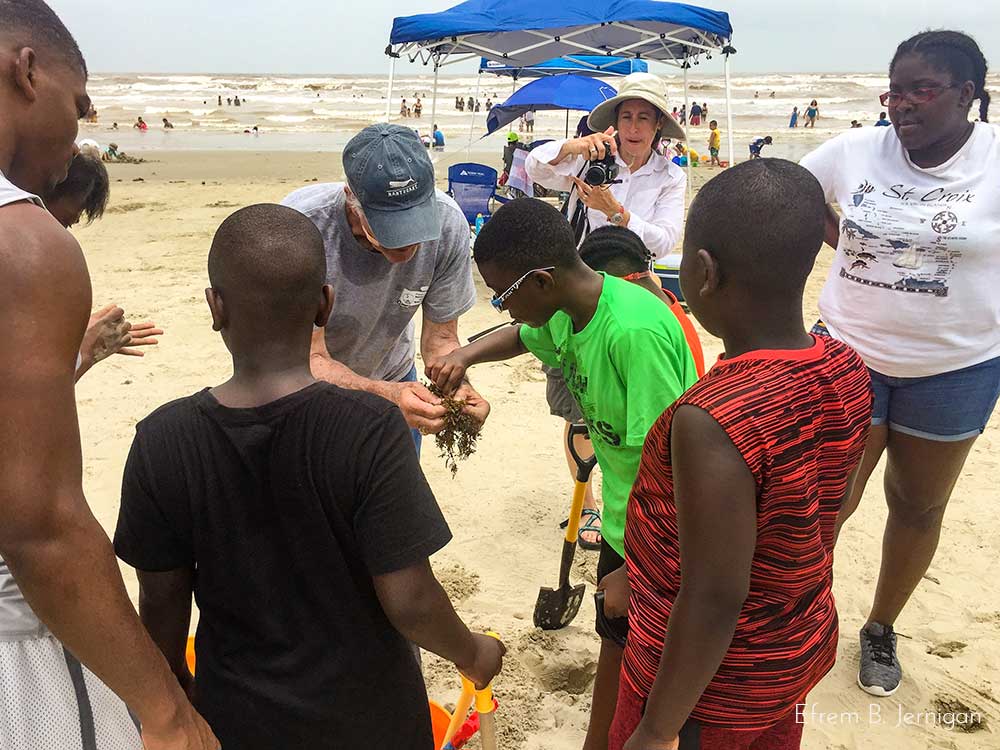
587,72,686,142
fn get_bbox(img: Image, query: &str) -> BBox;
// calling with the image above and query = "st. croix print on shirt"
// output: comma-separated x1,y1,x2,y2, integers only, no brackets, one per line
838,179,972,298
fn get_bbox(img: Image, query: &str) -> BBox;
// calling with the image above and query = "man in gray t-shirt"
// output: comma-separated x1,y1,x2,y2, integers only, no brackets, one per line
282,124,487,450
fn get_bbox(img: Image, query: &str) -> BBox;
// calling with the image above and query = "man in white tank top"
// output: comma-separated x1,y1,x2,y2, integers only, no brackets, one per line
0,2,216,748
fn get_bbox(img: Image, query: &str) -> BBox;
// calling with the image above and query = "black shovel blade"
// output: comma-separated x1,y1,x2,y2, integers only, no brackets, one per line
533,581,586,630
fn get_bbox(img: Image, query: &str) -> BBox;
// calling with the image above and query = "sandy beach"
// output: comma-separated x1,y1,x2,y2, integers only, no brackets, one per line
74,149,999,750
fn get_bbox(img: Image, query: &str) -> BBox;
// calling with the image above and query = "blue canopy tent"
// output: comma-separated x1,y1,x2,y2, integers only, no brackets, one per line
479,55,648,79
386,0,737,172
484,75,617,136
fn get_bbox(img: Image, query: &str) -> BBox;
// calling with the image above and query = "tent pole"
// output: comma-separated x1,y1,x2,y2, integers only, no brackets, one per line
385,56,396,122
466,72,481,155
509,76,517,132
565,108,569,138
430,64,439,134
724,52,735,167
683,59,691,204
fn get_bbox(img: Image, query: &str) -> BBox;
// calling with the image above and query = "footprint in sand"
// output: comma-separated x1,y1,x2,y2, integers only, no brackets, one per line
926,641,967,658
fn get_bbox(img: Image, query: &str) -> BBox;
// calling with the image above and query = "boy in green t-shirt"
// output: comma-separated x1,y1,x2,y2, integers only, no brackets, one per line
426,198,697,750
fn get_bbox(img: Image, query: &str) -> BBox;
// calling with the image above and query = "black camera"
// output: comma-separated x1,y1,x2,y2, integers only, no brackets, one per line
583,152,620,186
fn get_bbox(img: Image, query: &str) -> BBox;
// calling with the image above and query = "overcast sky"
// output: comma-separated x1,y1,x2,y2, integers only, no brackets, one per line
49,0,1000,75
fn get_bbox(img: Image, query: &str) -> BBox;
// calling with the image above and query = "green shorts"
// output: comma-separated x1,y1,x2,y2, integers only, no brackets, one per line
709,147,719,157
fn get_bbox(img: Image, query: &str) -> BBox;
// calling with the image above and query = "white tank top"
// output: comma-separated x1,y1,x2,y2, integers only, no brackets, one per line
0,170,49,640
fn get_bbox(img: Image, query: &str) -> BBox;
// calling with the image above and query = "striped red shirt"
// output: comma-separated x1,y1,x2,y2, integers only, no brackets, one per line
622,335,872,730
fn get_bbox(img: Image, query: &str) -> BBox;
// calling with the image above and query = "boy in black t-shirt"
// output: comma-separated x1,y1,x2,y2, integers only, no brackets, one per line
114,204,504,750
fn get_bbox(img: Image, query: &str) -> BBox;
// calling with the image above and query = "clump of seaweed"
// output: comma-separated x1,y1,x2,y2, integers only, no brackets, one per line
427,382,482,477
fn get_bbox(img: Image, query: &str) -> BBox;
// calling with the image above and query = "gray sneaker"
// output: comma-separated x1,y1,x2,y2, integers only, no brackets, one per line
858,622,902,696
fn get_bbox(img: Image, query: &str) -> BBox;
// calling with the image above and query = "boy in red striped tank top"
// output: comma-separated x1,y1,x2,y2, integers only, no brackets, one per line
611,160,872,750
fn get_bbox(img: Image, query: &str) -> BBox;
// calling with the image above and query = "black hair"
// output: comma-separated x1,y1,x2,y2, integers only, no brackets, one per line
473,198,580,274
208,204,326,326
578,226,650,276
684,159,826,297
0,0,87,76
891,30,990,122
46,150,108,223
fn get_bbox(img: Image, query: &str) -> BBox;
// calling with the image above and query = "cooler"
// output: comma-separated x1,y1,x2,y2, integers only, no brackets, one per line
653,253,684,302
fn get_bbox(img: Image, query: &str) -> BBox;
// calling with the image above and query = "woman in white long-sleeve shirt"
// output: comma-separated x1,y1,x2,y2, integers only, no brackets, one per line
525,72,687,262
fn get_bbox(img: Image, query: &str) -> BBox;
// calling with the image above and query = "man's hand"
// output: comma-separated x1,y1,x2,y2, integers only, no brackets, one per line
389,381,447,435
139,702,219,750
596,565,631,620
456,633,506,690
623,723,679,750
454,381,490,426
117,320,163,357
425,348,470,396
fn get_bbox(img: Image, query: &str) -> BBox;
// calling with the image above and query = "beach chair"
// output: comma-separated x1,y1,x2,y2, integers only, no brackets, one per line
447,163,499,226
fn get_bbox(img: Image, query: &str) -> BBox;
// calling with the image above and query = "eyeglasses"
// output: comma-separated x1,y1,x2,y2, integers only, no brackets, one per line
491,267,555,312
879,84,958,108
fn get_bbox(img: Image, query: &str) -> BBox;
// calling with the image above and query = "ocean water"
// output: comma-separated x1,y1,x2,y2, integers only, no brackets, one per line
78,71,1000,160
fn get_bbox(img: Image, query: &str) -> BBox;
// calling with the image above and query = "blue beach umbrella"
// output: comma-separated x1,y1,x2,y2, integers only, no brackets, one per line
485,75,617,136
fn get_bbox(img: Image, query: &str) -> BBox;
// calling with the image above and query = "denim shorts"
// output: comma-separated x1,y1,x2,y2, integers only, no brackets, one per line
812,321,1000,442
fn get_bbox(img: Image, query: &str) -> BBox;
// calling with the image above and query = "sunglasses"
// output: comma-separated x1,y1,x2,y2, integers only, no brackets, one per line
491,266,555,312
879,84,958,108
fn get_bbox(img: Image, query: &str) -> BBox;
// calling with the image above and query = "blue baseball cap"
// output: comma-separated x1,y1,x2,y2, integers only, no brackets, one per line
342,124,440,249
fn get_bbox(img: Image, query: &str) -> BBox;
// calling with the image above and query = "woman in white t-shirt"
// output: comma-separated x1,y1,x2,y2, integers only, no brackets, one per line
801,30,999,699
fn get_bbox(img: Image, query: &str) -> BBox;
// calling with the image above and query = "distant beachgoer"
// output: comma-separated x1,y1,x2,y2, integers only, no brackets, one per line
85,103,97,122
708,120,721,166
218,95,222,106
227,97,232,106
485,98,492,110
770,90,776,98
162,118,174,129
433,124,445,150
400,99,407,117
805,99,819,127
134,116,147,131
851,120,863,128
789,106,799,127
235,97,242,108
414,98,422,117
467,96,474,111
524,109,534,132
474,100,481,113
754,90,760,98
678,104,686,125
111,121,119,130
702,102,708,118
874,111,891,126
748,135,772,158
671,106,678,120
689,101,702,126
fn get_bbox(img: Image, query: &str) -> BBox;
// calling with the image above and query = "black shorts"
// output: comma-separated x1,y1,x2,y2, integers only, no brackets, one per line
595,540,629,646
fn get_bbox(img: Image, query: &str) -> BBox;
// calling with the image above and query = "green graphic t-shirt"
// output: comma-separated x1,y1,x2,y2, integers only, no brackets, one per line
520,274,698,556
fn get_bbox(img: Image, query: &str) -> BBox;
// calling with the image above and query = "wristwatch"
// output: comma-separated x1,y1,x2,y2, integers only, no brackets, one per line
609,208,626,226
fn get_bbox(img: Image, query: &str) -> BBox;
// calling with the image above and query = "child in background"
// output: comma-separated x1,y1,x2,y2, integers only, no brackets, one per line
44,151,163,379
115,204,504,750
578,227,705,378
609,160,871,750
707,121,721,167
749,135,772,159
426,199,698,750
